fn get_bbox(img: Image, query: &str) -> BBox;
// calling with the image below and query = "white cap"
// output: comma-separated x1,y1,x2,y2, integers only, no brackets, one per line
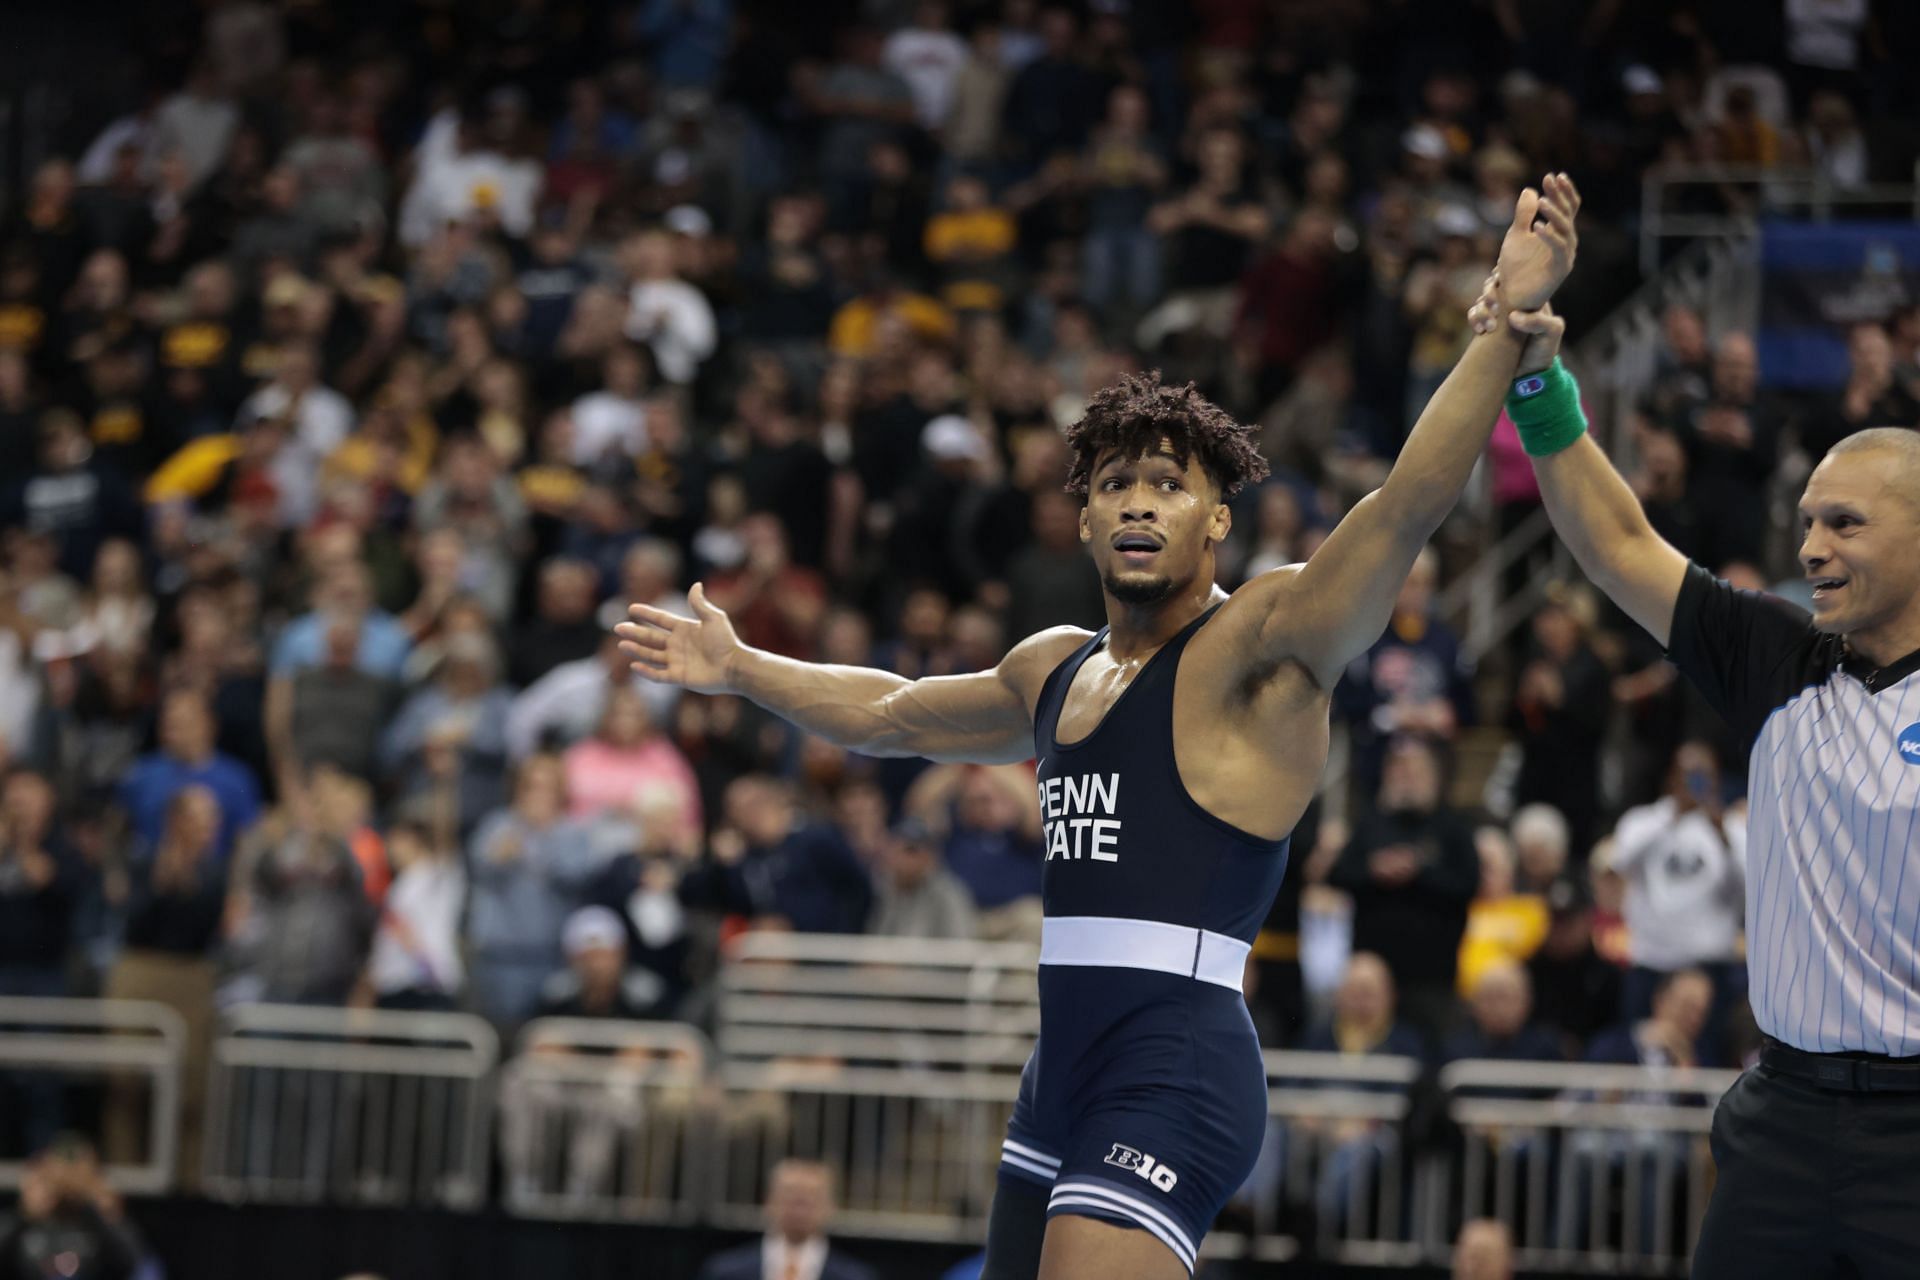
1432,203,1481,239
562,905,627,958
1401,124,1448,161
922,414,987,462
1621,64,1663,97
664,204,712,238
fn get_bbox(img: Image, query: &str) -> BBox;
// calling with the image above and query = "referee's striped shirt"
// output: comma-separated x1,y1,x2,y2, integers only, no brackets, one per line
1669,564,1920,1055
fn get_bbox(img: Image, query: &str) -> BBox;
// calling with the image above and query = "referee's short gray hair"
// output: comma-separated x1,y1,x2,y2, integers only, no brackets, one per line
1511,803,1569,856
1826,427,1920,500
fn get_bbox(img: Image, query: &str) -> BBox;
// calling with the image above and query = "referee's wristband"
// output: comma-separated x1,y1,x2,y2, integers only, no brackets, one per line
1507,357,1587,458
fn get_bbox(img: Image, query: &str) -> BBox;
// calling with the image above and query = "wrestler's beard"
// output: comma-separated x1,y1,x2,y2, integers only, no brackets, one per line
1103,568,1177,605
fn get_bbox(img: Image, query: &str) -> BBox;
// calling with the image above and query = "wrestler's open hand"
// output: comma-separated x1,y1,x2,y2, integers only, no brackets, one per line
1494,172,1580,312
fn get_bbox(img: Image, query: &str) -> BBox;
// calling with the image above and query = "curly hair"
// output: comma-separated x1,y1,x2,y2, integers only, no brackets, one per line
1062,371,1269,498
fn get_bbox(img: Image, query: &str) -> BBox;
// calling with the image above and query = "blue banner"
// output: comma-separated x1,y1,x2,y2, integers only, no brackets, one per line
1758,220,1920,390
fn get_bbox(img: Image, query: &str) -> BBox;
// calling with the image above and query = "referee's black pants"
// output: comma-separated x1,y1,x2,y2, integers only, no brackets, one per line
1695,1057,1920,1278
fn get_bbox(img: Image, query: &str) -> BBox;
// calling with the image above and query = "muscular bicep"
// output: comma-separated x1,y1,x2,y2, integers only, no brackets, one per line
870,627,1087,764
869,669,1035,763
1214,493,1423,690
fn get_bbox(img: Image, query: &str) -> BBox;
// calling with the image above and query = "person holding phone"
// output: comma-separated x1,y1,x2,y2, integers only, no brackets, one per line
1604,739,1746,1035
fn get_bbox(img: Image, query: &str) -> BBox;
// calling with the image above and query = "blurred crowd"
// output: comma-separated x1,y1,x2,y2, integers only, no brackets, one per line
1,0,1918,1203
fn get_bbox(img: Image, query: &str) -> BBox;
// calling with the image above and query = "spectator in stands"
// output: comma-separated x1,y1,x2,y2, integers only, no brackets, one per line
1079,84,1167,318
1141,126,1270,350
0,410,143,586
1609,740,1745,1027
1300,952,1426,1060
363,820,465,1012
1588,968,1714,1070
103,785,225,1183
116,687,259,865
381,630,513,836
226,817,373,1005
868,816,977,941
681,774,871,935
1564,969,1716,1254
1003,489,1107,641
1452,1218,1514,1280
0,770,78,1162
1444,960,1562,1064
582,790,694,1010
498,905,673,1202
1510,593,1608,854
508,558,605,688
0,1136,151,1280
561,684,703,839
1526,878,1623,1061
1331,548,1473,802
1328,736,1478,1043
905,763,1043,940
1667,332,1779,571
1509,803,1573,897
509,633,662,761
282,610,398,785
535,905,671,1021
1458,827,1548,999
465,755,600,1029
696,1158,878,1280
1799,322,1920,464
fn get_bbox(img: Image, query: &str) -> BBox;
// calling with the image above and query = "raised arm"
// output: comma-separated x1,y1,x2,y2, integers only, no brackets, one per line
1221,175,1582,689
615,585,1083,764
1472,299,1689,645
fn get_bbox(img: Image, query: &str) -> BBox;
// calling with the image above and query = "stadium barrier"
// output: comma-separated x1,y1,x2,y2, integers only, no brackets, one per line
201,1003,496,1209
498,1017,715,1222
705,932,1039,1240
1213,1051,1426,1267
4,973,1748,1275
1435,1059,1740,1276
0,997,184,1194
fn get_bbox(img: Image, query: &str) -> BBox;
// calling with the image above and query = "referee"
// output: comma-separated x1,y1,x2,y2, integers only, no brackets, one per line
1470,291,1920,1279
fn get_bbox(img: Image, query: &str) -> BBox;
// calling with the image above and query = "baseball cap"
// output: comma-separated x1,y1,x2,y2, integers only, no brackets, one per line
1401,124,1448,162
1432,204,1481,240
922,414,987,462
664,205,712,238
1621,64,1664,97
562,905,627,958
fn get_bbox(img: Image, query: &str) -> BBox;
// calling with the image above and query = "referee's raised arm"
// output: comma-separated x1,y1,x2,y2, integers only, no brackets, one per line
1467,295,1689,645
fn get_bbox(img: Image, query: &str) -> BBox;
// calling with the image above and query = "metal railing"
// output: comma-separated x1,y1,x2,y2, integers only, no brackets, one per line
499,1018,716,1222
1219,1051,1426,1267
0,981,1754,1275
1638,163,1920,276
708,932,1041,1239
1437,1060,1740,1275
201,1003,497,1209
0,998,184,1195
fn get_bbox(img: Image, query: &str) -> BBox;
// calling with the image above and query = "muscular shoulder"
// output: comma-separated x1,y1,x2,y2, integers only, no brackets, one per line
1192,564,1324,693
995,625,1094,710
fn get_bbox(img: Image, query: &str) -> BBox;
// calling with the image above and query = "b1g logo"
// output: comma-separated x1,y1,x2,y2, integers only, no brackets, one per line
1104,1143,1179,1192
1899,724,1920,767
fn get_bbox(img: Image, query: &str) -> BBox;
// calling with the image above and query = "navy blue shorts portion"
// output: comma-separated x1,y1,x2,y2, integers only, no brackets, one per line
997,971,1268,1273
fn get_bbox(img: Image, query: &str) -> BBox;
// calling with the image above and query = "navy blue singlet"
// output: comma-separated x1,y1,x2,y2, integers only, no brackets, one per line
997,603,1293,1273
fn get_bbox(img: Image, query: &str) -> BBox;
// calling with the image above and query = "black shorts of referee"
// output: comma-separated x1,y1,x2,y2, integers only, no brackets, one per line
1693,1037,1920,1279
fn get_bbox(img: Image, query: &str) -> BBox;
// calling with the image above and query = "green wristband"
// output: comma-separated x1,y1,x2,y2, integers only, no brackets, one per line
1506,357,1588,457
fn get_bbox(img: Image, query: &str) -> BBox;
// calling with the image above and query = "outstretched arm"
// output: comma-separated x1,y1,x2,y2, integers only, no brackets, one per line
1217,175,1582,689
1470,296,1689,645
615,585,1082,763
